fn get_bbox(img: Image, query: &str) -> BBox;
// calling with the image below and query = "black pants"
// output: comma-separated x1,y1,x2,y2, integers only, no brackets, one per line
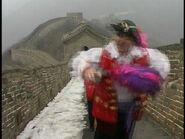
94,102,136,139
116,112,136,139
87,100,94,129
94,119,117,139
94,115,135,139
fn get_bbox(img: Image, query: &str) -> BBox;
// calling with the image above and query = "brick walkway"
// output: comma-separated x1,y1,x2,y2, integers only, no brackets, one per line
82,113,174,139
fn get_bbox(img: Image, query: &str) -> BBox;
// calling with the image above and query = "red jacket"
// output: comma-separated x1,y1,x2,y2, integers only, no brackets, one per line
85,49,149,123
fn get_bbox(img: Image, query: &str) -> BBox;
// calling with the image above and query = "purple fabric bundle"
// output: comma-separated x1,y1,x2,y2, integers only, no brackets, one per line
111,64,163,96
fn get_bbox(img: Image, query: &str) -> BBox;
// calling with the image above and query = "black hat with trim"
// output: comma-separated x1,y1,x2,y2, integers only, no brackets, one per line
110,20,141,45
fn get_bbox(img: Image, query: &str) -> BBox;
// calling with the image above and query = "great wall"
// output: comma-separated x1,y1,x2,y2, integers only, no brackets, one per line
2,13,184,139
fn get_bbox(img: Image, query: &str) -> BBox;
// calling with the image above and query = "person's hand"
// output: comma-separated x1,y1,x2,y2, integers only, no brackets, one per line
83,67,102,82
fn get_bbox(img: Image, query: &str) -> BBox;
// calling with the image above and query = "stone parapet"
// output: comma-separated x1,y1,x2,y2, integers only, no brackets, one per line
145,49,184,139
2,63,70,139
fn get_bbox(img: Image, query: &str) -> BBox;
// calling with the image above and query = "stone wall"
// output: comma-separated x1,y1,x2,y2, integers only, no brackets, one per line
2,62,70,139
145,49,184,139
2,38,184,139
11,49,60,68
66,12,83,24
64,31,107,60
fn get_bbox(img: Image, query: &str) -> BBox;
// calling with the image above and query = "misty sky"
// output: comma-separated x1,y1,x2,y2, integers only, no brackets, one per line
2,0,184,53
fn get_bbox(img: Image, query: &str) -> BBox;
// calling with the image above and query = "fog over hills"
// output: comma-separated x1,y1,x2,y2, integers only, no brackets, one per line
2,0,183,54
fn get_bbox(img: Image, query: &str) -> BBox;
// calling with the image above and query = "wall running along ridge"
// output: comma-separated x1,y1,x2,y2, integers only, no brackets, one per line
2,63,70,139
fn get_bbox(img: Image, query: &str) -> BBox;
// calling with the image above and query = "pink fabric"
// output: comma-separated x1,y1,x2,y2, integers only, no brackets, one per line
139,73,160,83
137,28,149,48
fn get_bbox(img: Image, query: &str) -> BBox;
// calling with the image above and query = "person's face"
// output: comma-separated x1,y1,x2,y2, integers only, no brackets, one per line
116,37,134,55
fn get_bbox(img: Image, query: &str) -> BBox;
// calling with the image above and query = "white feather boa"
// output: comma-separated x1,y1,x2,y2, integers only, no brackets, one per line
70,41,170,79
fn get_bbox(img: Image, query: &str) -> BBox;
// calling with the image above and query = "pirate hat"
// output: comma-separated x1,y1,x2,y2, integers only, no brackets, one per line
110,20,141,44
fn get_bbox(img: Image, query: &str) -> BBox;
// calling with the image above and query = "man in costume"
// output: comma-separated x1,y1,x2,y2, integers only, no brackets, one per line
71,20,170,139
